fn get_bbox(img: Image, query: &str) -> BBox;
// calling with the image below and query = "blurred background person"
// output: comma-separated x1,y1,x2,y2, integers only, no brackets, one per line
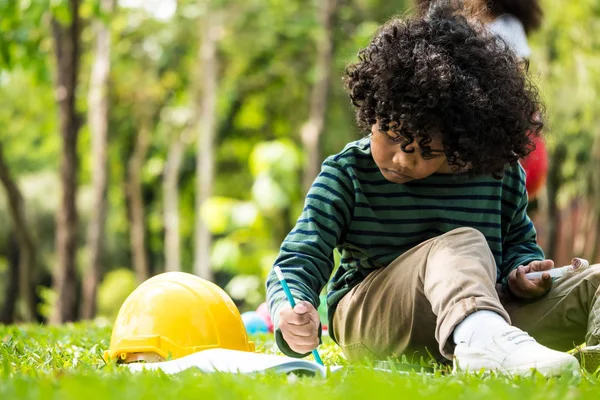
417,0,549,203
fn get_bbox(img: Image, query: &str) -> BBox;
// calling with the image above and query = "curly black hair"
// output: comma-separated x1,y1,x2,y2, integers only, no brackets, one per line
343,1,544,177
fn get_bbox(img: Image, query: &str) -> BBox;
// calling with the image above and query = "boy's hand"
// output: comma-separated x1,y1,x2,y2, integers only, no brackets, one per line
278,301,320,354
507,259,554,299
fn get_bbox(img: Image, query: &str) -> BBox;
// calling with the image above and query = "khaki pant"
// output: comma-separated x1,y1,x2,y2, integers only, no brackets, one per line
333,227,600,363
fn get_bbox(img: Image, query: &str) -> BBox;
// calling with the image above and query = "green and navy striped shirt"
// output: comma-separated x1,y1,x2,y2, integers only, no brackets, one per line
267,138,544,357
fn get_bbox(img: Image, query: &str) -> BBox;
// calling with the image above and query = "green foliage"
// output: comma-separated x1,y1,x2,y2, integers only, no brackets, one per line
36,286,56,321
225,275,263,309
0,1,50,77
2,324,600,399
97,269,138,319
0,69,58,173
201,197,258,236
249,139,303,212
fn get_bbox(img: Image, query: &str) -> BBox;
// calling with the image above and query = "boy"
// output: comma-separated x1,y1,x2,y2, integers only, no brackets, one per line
266,3,598,375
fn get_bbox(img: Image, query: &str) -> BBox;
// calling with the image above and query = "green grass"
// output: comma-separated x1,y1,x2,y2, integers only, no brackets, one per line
1,321,599,400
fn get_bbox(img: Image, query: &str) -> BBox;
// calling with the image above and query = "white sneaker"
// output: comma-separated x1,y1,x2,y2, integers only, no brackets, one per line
453,326,580,376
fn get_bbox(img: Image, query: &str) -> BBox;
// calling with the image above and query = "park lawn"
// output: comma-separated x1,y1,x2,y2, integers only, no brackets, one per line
1,321,598,400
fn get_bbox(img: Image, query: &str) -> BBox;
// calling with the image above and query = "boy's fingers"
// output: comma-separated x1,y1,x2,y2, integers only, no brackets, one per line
281,327,319,344
518,266,552,295
299,302,321,326
528,259,554,272
294,301,310,314
540,273,553,291
282,331,319,351
281,309,313,326
279,318,317,336
279,301,319,325
280,320,319,354
513,267,541,295
516,266,537,288
509,264,553,299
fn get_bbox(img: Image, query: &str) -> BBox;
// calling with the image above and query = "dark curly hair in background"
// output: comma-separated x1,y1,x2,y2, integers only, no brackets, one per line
343,2,544,177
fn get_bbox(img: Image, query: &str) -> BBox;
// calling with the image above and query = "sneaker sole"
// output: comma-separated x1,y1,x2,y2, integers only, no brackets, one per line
454,357,580,377
506,357,580,377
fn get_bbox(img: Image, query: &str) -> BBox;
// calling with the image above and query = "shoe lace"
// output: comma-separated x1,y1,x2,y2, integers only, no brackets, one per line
501,327,535,345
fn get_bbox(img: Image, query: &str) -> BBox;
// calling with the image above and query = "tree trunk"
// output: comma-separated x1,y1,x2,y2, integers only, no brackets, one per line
545,143,567,261
301,0,337,192
127,120,151,283
589,133,600,262
164,139,183,273
50,0,82,324
0,236,20,323
81,0,114,320
591,214,600,263
572,199,589,256
0,145,36,321
194,17,220,281
164,126,193,272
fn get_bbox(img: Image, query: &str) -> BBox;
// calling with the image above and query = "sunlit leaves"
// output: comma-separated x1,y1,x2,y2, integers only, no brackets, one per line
97,268,137,318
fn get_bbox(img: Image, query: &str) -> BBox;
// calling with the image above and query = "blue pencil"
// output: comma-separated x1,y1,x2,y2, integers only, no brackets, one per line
274,266,324,366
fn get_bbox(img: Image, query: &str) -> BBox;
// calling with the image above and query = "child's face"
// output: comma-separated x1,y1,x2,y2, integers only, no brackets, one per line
370,123,453,184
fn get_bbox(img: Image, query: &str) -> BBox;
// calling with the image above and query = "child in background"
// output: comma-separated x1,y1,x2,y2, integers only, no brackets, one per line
266,2,599,375
417,0,549,199
417,0,543,58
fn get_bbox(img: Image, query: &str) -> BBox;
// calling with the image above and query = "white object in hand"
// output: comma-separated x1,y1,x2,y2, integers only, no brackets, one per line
525,258,589,280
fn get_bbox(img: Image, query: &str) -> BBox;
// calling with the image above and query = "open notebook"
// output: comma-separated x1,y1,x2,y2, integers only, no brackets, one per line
125,349,343,377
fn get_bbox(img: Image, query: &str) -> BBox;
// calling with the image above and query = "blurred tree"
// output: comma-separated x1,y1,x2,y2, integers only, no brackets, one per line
0,237,19,323
0,0,56,323
109,2,197,281
163,118,193,272
544,143,566,260
0,72,57,323
590,135,600,262
81,0,115,320
301,0,338,191
126,106,152,283
113,16,179,283
194,8,221,281
50,0,83,324
0,142,37,322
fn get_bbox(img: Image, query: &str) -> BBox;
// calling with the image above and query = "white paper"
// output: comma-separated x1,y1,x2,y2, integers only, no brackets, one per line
125,348,342,377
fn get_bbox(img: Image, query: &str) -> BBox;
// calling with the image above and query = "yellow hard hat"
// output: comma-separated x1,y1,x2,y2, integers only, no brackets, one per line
103,272,254,363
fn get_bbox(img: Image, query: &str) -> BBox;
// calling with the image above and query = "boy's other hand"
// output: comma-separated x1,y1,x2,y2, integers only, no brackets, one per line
508,259,554,299
278,301,320,354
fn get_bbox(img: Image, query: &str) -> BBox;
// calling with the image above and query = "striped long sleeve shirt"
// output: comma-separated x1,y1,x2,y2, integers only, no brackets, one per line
266,137,544,357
